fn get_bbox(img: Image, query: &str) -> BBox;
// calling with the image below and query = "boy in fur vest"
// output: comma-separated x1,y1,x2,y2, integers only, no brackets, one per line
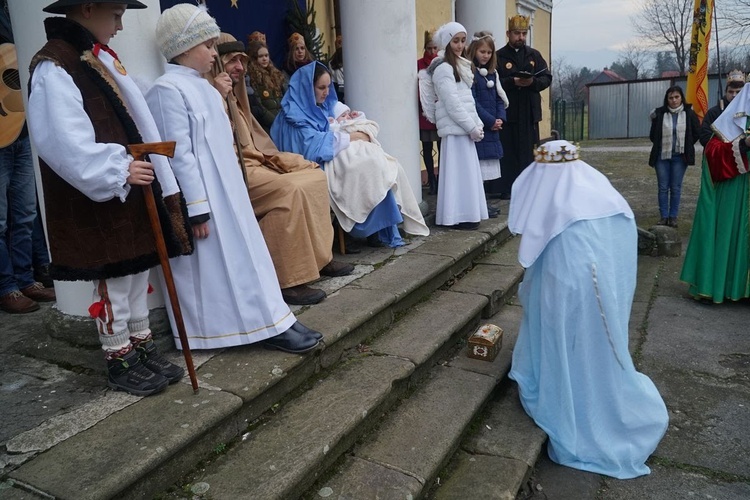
27,0,192,396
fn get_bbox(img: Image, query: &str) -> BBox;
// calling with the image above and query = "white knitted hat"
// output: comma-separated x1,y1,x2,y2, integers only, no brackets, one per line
156,3,220,61
435,21,467,49
333,101,350,119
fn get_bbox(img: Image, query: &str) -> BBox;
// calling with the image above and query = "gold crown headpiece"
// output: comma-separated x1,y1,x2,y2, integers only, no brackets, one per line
508,15,530,32
288,32,305,46
533,142,581,163
248,31,266,44
727,69,745,83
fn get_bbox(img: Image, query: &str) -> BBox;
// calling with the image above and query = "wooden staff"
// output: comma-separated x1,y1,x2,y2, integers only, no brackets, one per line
128,141,199,394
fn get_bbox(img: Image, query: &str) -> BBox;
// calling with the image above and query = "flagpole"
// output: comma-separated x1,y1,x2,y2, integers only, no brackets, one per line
713,1,722,103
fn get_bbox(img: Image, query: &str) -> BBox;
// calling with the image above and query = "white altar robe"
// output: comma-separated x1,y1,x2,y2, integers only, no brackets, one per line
146,64,295,350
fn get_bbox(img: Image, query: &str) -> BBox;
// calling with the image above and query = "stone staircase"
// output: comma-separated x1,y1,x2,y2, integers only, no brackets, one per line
4,218,546,500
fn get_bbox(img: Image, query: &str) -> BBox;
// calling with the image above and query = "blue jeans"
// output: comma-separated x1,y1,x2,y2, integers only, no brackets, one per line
655,155,687,219
0,136,37,295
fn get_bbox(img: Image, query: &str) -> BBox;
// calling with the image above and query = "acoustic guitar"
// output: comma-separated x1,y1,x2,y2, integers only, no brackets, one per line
0,43,25,148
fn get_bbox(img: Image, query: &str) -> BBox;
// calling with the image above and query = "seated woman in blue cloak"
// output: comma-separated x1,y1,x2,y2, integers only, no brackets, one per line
270,62,407,247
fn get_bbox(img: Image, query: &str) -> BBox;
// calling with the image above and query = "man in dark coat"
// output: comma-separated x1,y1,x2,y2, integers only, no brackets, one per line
699,69,746,146
493,14,552,199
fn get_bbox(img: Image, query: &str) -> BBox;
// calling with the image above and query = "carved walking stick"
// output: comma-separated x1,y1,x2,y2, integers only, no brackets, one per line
128,141,199,394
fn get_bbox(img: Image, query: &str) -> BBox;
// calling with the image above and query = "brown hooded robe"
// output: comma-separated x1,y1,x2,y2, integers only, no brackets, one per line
207,34,333,288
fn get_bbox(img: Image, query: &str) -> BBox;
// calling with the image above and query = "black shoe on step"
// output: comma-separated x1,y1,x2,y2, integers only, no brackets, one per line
262,328,319,354
281,284,326,305
290,320,323,340
135,339,185,384
107,349,169,396
366,234,385,247
320,260,355,277
455,222,480,230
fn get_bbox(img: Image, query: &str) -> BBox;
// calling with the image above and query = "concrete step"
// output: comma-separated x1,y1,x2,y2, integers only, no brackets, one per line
159,288,490,499
301,265,527,499
6,220,516,499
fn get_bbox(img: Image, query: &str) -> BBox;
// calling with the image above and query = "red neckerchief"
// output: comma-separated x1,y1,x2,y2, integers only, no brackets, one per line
93,43,120,61
422,51,437,65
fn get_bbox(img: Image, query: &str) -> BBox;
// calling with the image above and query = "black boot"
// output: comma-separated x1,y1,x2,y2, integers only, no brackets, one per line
107,348,169,396
134,338,185,384
427,171,437,195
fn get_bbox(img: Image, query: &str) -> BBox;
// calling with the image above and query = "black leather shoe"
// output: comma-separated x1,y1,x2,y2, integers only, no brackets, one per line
455,222,480,230
262,328,319,354
290,321,323,341
281,284,326,305
366,234,385,247
320,260,354,277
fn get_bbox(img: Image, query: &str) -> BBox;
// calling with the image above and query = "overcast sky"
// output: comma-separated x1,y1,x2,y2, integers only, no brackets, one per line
551,0,642,70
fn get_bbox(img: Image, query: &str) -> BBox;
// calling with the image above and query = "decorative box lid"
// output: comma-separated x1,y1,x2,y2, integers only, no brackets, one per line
469,324,503,345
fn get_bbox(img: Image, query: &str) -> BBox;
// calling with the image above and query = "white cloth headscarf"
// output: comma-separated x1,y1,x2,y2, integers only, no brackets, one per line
508,140,634,268
712,82,750,142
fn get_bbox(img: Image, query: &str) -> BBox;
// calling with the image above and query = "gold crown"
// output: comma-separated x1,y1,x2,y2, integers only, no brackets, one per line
727,69,745,83
248,31,266,44
508,15,530,32
288,32,305,46
533,142,581,163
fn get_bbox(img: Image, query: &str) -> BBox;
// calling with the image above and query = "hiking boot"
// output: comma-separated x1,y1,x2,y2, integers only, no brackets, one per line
0,290,40,314
135,339,185,384
20,282,56,302
281,284,326,305
320,260,354,277
667,217,678,228
107,348,169,396
657,217,668,226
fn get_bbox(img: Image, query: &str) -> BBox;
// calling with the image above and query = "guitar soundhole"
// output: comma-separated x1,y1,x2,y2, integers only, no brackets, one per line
3,68,21,91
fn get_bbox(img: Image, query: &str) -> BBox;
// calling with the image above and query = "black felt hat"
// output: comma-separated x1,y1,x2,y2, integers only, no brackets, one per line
43,0,147,15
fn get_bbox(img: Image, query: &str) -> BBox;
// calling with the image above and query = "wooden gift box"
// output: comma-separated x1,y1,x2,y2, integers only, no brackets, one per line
467,324,503,362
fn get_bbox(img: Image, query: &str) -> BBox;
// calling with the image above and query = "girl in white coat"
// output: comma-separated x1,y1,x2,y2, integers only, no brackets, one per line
429,22,488,229
146,4,320,354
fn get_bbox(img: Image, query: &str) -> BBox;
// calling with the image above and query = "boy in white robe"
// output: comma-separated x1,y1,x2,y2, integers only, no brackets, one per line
147,3,320,353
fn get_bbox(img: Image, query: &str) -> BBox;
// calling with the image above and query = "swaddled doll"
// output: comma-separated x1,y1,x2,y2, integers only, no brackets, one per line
321,101,429,240
328,101,364,131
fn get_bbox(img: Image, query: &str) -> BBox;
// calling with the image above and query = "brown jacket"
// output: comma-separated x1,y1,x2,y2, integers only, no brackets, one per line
29,18,191,281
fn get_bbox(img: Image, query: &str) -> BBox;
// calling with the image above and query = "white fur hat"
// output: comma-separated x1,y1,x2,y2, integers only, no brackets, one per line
156,3,220,61
333,101,350,119
435,22,467,49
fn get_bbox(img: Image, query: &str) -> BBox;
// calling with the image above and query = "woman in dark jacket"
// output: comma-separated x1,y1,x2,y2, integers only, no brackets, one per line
648,85,700,228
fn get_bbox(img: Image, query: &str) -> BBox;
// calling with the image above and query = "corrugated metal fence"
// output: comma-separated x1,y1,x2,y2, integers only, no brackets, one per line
588,75,722,139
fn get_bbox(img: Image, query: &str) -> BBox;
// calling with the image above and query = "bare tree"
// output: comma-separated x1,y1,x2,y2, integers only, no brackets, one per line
552,57,593,103
619,42,652,79
717,0,750,45
632,0,693,75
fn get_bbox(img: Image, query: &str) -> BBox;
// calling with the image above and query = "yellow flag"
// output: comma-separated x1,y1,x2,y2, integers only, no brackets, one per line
686,0,713,122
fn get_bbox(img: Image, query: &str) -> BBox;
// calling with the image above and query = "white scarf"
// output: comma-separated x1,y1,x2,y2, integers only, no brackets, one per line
660,104,686,160
96,50,180,197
